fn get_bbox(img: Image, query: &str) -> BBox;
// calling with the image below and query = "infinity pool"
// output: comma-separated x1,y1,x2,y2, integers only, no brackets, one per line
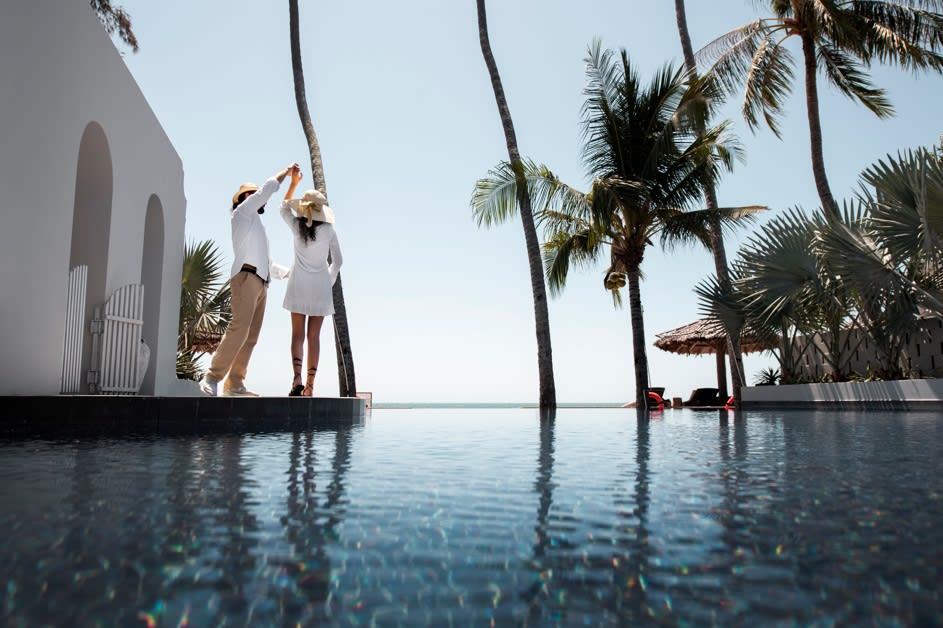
1,408,941,625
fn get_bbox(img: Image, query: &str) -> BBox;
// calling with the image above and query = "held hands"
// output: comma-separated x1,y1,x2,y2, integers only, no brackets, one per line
277,162,301,183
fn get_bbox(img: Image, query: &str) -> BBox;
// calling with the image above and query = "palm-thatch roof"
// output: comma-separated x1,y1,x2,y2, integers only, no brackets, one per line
654,319,777,356
189,330,223,354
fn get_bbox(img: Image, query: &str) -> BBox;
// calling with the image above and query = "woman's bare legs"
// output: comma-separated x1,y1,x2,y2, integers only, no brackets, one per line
303,315,325,397
289,312,306,393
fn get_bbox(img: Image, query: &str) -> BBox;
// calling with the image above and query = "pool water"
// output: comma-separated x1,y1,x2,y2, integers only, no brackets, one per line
1,408,941,625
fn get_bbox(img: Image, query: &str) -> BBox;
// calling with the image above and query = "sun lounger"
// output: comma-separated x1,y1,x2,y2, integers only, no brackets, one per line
682,387,721,407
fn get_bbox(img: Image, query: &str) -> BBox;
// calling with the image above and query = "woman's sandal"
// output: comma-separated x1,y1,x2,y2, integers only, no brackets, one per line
289,356,304,396
302,367,317,397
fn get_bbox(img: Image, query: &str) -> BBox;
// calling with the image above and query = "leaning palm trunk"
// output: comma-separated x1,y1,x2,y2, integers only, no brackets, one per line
626,270,650,410
800,32,840,223
476,0,556,410
288,0,356,396
674,0,743,402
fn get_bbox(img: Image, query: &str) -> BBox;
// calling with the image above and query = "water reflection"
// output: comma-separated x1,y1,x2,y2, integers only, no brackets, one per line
277,428,352,622
526,412,655,623
0,426,354,626
2,410,942,625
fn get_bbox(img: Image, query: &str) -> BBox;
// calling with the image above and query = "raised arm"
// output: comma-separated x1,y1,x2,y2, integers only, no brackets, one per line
283,164,302,201
280,165,304,225
233,162,298,218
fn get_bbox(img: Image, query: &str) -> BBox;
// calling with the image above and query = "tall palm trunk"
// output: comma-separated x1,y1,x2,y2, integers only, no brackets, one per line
674,0,743,402
626,269,650,409
476,0,556,410
288,0,356,396
800,30,841,223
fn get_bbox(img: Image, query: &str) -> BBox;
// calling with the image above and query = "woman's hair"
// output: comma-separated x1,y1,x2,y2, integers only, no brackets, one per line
296,217,325,243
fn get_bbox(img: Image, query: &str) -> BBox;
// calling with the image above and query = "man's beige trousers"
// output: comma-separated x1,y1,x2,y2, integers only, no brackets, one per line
206,271,267,390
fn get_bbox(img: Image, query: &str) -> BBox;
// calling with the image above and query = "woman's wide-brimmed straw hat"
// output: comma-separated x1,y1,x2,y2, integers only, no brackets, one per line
287,189,335,226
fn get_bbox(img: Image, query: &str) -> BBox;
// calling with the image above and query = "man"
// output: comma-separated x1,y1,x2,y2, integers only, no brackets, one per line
199,163,298,396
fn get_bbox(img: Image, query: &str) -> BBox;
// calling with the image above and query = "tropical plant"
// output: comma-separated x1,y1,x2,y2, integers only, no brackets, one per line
674,0,745,401
852,147,943,315
753,367,781,386
816,147,943,377
473,43,763,408
177,240,232,380
724,147,943,382
731,206,858,382
90,0,137,52
288,0,357,396
699,0,943,223
474,0,556,411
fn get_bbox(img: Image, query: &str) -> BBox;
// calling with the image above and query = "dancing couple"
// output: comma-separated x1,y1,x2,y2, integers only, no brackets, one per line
199,163,342,398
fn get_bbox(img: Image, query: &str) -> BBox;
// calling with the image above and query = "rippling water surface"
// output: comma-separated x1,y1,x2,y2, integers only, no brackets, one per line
1,408,941,626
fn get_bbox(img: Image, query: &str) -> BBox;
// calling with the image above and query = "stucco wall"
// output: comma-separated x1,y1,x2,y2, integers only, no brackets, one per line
0,1,186,395
794,318,943,381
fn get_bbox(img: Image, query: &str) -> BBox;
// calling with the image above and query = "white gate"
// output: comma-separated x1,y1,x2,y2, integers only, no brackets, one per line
95,283,145,394
60,265,88,393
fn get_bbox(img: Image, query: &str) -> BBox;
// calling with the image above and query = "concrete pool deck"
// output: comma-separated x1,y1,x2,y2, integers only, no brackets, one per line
0,395,366,437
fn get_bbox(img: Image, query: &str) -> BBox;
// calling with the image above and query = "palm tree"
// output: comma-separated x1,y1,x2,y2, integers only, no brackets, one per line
177,240,232,380
699,0,943,223
730,147,943,383
729,207,858,382
473,43,762,408
674,0,745,402
288,0,356,396
90,0,137,52
817,148,943,377
474,0,556,410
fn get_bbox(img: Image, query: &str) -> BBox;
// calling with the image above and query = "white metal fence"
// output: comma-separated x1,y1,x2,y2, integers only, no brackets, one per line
60,265,88,393
97,283,145,394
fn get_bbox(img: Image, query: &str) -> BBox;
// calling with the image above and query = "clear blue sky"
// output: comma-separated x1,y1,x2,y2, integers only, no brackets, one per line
114,1,943,403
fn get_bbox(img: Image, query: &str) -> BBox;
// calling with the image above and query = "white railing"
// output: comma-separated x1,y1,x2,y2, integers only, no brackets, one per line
98,283,145,394
60,265,88,393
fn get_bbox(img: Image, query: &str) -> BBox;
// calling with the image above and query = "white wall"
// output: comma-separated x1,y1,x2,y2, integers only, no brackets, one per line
742,379,943,405
0,1,186,395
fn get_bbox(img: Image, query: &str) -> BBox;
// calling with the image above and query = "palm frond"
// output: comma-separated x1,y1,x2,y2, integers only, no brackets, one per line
178,239,231,358
471,160,523,227
740,30,795,136
853,2,943,71
817,44,893,116
697,20,792,125
542,228,600,297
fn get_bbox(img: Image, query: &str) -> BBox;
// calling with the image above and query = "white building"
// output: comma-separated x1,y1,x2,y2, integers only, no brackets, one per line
0,1,188,395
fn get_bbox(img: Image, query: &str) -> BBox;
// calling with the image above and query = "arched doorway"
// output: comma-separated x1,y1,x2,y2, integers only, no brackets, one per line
69,122,113,393
140,195,165,394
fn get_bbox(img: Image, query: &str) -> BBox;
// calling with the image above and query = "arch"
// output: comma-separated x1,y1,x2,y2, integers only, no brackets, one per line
140,194,165,394
69,122,113,393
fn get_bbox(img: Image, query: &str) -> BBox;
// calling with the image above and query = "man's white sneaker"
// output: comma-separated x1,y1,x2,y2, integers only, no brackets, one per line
223,386,259,397
198,376,218,397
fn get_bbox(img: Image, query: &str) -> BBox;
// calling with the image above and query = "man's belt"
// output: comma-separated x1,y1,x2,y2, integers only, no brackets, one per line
240,264,269,285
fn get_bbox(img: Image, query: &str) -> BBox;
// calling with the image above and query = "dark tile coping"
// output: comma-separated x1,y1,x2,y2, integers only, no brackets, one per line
0,395,366,438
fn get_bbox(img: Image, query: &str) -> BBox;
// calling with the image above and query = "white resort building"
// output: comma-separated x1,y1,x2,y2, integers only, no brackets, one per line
1,1,188,396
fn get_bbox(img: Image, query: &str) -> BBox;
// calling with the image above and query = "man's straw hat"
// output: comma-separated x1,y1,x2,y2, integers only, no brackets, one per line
232,182,260,206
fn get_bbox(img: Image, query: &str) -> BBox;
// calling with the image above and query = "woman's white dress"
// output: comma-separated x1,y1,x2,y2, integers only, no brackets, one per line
280,201,343,316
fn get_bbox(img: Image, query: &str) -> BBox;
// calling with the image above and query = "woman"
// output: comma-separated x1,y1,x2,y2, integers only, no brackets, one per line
280,167,343,396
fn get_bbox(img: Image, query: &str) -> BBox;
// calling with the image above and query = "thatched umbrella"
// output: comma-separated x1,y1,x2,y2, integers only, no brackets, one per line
189,330,223,354
654,319,777,397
